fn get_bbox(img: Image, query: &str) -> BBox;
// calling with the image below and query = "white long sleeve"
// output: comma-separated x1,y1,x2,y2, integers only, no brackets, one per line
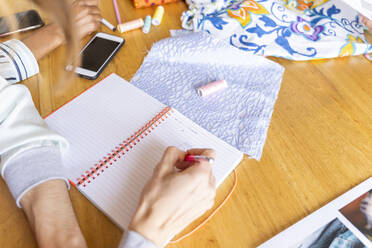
0,40,157,247
119,231,157,248
0,39,69,207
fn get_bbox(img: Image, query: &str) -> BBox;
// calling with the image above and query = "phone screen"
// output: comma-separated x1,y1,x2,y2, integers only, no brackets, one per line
0,10,44,35
81,37,121,72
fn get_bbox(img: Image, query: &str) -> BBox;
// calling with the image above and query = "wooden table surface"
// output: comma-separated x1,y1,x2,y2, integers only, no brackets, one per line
1,1,372,247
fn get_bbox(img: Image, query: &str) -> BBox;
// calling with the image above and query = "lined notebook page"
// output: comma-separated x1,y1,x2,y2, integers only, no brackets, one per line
45,73,243,230
46,74,166,181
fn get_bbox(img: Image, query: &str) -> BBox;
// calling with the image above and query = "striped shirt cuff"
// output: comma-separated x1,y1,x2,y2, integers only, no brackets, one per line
0,39,39,83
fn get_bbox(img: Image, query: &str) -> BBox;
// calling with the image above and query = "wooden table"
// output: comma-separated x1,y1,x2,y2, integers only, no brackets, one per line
1,1,372,247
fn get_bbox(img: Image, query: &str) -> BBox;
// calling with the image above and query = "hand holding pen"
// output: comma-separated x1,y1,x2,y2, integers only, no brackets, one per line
173,149,215,171
184,155,215,164
129,147,216,247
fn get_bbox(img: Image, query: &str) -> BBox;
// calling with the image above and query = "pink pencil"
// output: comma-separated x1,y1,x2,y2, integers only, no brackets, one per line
184,155,214,164
112,0,122,24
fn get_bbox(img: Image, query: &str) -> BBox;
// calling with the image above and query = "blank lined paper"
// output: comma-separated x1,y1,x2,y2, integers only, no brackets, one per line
45,73,243,230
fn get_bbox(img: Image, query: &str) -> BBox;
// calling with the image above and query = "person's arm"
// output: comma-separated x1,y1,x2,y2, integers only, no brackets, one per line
0,32,91,248
22,0,101,60
360,14,372,33
0,1,99,247
21,23,64,61
0,0,101,84
20,180,87,248
0,79,87,248
119,147,217,248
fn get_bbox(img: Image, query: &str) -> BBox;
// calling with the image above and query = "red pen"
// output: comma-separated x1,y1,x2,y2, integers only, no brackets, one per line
184,155,214,164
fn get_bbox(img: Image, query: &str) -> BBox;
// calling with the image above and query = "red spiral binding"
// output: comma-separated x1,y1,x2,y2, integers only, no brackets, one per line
76,107,173,187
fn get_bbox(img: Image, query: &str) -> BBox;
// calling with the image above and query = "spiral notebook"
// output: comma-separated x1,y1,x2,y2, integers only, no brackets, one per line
45,73,243,230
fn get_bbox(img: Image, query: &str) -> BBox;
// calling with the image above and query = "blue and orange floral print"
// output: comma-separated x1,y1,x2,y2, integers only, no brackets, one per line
181,0,372,60
339,34,364,57
227,0,269,27
290,17,324,41
284,0,329,14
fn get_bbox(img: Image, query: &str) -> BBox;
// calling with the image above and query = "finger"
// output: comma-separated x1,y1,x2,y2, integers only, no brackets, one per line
365,19,372,31
154,146,186,177
176,149,215,171
182,160,212,181
86,0,100,6
75,0,99,7
77,13,102,26
360,14,372,28
74,7,101,23
359,14,366,25
175,160,192,170
76,15,101,36
186,148,216,159
78,5,101,16
89,6,101,15
83,5,101,15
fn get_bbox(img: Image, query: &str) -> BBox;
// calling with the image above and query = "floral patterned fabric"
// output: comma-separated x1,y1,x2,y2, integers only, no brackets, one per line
283,0,330,15
181,0,372,60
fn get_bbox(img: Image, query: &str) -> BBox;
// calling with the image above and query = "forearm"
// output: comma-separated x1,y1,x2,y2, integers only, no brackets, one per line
21,180,87,248
0,82,80,247
3,143,84,248
21,23,65,60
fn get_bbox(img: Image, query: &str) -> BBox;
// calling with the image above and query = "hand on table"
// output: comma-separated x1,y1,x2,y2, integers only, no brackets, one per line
360,14,372,33
22,0,101,60
129,147,217,248
72,0,102,39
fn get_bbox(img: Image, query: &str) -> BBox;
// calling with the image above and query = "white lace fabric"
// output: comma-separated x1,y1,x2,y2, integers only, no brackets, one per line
131,32,284,160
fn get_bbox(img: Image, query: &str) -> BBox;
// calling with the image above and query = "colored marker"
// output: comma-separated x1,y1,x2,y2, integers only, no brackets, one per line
184,155,215,164
113,0,122,24
101,18,116,31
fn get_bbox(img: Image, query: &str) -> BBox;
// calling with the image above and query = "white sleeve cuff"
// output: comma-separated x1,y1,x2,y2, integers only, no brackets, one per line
3,145,69,208
119,231,158,248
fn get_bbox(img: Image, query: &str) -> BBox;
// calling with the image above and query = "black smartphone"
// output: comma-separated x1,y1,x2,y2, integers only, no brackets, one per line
0,10,44,37
68,32,125,80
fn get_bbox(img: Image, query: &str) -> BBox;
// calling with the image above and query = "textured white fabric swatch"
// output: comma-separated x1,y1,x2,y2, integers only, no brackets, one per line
131,32,285,160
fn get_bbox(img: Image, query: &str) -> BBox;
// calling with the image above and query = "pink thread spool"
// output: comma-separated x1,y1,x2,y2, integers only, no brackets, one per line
117,18,144,33
197,80,228,97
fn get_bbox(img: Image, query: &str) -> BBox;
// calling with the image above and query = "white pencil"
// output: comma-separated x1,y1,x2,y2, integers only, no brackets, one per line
101,18,117,32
